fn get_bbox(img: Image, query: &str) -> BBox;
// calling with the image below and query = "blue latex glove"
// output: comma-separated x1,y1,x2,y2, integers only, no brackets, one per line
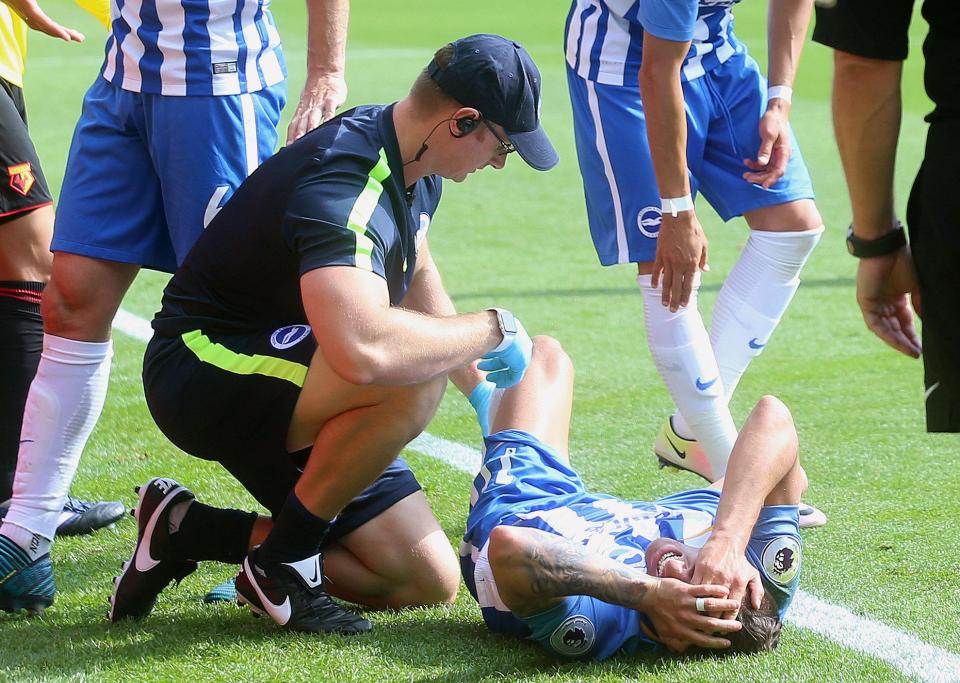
477,319,533,389
467,380,496,436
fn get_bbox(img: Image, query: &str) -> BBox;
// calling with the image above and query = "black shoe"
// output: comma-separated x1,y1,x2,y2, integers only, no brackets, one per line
0,496,126,537
108,478,197,622
235,547,371,634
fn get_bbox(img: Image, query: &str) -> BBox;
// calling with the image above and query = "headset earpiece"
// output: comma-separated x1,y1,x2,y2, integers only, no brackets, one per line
453,116,480,137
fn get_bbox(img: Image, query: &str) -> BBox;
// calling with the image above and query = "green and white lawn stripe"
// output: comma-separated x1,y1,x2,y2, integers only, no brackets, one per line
111,308,960,683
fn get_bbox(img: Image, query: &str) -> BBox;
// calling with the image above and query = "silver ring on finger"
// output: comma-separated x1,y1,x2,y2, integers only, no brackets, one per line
695,597,707,613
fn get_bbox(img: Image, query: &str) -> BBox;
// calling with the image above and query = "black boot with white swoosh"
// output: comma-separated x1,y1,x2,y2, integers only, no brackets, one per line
108,477,198,621
235,546,371,634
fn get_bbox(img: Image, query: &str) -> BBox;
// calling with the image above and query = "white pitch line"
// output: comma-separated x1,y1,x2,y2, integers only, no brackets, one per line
114,307,960,682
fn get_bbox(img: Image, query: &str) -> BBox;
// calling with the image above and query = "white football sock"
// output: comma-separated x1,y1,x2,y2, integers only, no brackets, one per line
0,524,49,561
638,274,737,479
711,227,823,400
0,334,112,548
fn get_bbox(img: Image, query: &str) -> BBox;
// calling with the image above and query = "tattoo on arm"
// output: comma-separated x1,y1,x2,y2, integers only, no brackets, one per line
523,532,649,607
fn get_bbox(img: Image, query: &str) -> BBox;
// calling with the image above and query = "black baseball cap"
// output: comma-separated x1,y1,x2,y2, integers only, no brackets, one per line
427,34,559,172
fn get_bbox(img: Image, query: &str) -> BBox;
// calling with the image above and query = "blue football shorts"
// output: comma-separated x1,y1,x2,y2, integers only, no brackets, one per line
567,50,815,266
52,76,285,273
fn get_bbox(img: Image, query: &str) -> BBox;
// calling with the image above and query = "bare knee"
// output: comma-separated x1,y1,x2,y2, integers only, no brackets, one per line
41,257,136,340
382,534,460,608
745,199,823,232
405,552,460,607
834,49,898,79
530,335,574,383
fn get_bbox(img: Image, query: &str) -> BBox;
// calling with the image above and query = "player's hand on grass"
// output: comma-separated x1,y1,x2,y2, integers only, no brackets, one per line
638,579,741,653
652,211,709,312
691,535,764,620
286,72,348,144
478,320,533,389
743,103,791,189
3,0,84,42
856,245,922,358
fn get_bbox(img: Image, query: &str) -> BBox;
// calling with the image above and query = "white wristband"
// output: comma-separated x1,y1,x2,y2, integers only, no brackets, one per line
660,194,694,218
767,85,793,104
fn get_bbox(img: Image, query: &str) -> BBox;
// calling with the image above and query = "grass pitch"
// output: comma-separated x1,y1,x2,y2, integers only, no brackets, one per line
4,2,956,681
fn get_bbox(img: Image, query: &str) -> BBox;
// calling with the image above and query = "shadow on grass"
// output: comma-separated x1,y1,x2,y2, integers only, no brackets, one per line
451,275,856,303
370,617,678,682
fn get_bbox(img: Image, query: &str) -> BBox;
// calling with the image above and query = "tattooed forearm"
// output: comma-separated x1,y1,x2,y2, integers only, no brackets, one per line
522,532,650,607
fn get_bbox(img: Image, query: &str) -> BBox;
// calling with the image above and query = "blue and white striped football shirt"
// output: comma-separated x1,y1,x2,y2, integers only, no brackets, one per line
101,0,285,96
565,0,745,86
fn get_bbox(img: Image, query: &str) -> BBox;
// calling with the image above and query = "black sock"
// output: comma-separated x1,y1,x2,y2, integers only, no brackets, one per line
256,491,330,566
0,282,44,502
170,501,258,564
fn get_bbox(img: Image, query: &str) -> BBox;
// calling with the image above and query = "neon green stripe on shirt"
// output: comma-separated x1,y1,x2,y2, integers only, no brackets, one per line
346,148,392,271
182,330,308,387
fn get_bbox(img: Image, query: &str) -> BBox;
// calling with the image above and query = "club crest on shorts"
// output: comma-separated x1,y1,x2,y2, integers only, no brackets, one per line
637,206,662,238
549,615,595,657
270,324,312,350
7,163,35,197
761,536,802,585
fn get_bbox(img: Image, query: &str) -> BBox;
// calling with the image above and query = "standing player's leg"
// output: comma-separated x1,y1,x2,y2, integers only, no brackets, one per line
565,67,735,481
0,200,51,507
712,200,822,401
692,52,825,525
0,74,55,511
0,87,128,535
906,118,960,432
0,79,169,613
695,52,822,412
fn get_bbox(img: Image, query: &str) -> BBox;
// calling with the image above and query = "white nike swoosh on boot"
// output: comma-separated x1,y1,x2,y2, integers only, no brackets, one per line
243,556,292,625
133,483,185,573
284,554,323,589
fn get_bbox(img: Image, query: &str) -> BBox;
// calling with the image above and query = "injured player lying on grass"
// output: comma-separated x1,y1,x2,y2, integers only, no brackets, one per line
458,336,804,659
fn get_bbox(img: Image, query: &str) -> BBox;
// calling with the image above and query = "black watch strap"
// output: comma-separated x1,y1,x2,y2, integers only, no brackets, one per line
846,222,907,258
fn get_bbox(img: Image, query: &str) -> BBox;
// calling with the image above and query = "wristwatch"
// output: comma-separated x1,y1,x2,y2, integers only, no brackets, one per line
846,222,907,258
489,308,518,352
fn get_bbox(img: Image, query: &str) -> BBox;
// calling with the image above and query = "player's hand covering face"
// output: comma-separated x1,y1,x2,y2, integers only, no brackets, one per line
689,535,765,621
640,538,743,653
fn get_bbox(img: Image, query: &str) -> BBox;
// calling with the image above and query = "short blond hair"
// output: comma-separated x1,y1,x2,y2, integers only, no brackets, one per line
409,44,460,112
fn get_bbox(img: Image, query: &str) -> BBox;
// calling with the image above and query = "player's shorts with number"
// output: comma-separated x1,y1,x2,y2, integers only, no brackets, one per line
51,77,285,272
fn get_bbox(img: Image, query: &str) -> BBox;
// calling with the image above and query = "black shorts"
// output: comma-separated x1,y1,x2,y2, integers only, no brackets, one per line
0,77,52,224
813,0,916,60
143,324,422,540
906,120,960,431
